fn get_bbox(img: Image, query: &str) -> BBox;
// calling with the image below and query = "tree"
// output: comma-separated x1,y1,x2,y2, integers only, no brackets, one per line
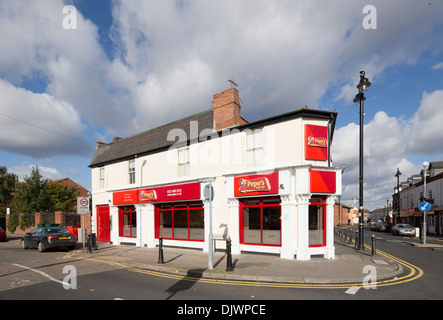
48,180,80,212
0,166,18,215
15,166,52,213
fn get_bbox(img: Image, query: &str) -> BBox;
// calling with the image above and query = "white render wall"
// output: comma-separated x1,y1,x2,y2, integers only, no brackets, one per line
90,116,341,260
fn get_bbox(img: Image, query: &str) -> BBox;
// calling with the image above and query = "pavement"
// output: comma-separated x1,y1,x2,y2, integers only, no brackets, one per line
69,235,405,285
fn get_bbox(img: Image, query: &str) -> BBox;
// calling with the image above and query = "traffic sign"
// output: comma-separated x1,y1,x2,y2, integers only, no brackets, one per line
77,197,90,214
419,201,431,212
203,184,214,201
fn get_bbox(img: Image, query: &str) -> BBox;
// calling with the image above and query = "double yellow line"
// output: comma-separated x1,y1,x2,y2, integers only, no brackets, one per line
64,248,423,290
126,247,423,289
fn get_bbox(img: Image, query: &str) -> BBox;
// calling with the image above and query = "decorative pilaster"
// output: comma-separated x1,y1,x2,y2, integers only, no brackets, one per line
110,206,119,245
325,196,338,259
295,193,311,260
228,198,241,254
280,194,295,259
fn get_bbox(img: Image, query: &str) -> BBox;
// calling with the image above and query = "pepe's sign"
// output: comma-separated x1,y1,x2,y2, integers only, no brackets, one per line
234,172,278,197
139,189,157,202
305,124,328,161
307,136,328,148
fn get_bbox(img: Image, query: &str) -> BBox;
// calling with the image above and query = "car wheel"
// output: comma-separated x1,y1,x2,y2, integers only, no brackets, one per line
37,241,46,252
21,239,29,249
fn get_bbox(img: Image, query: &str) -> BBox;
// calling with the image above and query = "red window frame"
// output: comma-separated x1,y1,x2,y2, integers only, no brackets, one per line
309,197,326,247
119,205,137,238
154,202,204,242
239,197,281,247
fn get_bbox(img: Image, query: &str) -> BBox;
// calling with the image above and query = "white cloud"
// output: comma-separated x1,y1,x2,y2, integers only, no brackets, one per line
0,79,88,158
432,62,443,70
10,164,63,182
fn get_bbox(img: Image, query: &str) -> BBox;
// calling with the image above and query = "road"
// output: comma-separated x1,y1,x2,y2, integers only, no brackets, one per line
1,230,442,306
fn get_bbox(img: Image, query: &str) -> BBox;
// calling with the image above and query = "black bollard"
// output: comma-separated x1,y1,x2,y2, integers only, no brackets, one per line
354,231,359,249
87,234,92,253
226,237,233,272
371,234,376,256
158,236,164,264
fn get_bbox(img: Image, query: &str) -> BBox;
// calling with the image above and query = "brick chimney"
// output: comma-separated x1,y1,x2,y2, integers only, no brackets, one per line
212,87,248,130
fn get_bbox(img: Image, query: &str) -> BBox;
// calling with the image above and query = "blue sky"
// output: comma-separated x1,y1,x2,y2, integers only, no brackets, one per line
1,0,443,210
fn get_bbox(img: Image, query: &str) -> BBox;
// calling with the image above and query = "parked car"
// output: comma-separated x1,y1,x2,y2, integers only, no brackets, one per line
374,222,389,232
370,222,378,231
392,224,416,236
21,226,77,252
0,227,6,241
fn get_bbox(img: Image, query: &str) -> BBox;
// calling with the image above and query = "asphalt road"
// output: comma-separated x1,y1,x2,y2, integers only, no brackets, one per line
1,230,442,305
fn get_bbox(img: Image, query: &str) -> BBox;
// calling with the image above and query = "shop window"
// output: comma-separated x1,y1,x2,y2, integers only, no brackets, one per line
119,206,137,238
240,197,281,246
309,198,325,247
156,202,204,241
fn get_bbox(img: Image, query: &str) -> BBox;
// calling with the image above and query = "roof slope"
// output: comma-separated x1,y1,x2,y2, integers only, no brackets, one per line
89,109,214,167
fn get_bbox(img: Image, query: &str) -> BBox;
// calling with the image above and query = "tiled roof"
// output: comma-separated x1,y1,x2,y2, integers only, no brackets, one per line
89,109,214,167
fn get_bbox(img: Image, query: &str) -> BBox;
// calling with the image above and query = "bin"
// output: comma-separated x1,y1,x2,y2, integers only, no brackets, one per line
66,226,80,239
88,233,98,250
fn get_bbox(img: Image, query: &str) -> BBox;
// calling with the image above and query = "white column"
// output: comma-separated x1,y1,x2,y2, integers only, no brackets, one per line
110,206,119,245
144,203,156,248
134,204,143,247
280,195,295,259
295,194,311,260
228,198,241,254
325,196,337,259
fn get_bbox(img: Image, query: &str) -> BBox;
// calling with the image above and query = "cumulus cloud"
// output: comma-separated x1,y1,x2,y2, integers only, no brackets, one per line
0,79,92,158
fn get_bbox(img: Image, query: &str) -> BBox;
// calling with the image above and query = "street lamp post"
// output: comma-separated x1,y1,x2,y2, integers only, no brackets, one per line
422,161,429,244
353,70,371,250
395,167,401,224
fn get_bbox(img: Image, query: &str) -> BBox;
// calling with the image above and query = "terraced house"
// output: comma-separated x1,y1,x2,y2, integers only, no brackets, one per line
89,87,343,260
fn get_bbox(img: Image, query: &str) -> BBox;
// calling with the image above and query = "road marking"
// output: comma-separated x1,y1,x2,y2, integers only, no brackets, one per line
63,246,424,290
345,287,360,295
12,263,70,287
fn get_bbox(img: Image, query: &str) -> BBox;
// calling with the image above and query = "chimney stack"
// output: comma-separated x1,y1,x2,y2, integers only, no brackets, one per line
212,87,247,130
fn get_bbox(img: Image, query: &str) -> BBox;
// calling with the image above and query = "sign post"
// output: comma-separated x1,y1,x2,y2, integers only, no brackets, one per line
203,180,214,269
77,197,89,248
419,201,430,245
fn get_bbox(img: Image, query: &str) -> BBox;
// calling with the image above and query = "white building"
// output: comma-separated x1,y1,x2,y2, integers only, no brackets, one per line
89,87,344,260
394,161,443,235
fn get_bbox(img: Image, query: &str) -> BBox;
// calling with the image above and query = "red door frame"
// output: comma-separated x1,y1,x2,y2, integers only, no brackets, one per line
309,197,326,247
96,205,110,242
154,202,205,242
239,197,282,247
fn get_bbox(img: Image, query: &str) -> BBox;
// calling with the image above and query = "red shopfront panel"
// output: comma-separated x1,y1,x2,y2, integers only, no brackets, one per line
139,182,201,203
310,170,336,194
305,124,328,161
112,182,201,206
113,190,138,205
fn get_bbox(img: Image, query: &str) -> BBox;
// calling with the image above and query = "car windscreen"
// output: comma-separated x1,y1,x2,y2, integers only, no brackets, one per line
44,228,70,234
